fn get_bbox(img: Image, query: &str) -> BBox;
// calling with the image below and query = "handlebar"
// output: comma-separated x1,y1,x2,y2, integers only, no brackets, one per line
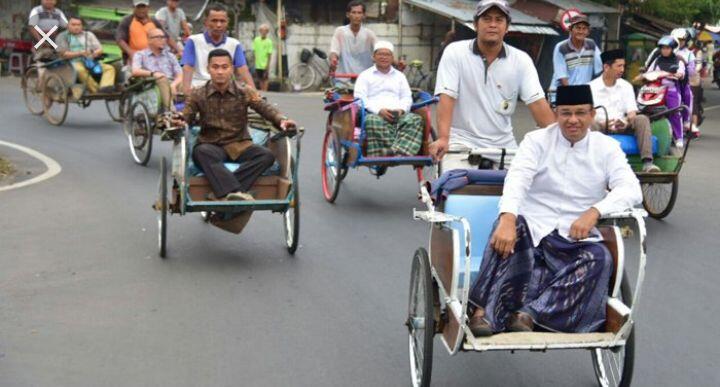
270,127,305,142
329,72,358,80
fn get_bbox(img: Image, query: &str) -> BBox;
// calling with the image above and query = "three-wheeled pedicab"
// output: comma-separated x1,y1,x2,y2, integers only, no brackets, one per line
320,74,439,203
408,149,647,387
154,119,304,257
21,56,136,125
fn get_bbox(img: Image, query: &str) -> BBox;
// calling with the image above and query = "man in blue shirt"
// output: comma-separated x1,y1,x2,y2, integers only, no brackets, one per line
181,2,254,91
549,15,602,103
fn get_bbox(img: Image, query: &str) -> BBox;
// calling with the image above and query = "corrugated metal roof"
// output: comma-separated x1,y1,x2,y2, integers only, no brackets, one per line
539,0,619,14
405,0,551,26
462,21,559,36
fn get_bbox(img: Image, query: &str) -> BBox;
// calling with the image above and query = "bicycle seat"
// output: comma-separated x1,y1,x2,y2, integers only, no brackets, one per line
313,48,328,60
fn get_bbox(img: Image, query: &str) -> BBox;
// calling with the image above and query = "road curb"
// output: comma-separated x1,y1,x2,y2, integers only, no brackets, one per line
0,140,61,192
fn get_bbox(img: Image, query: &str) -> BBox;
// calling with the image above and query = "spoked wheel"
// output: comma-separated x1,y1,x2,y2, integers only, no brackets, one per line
127,101,153,166
288,63,317,92
22,66,44,115
641,176,679,219
321,129,344,203
106,96,127,122
283,161,300,254
42,72,69,126
157,157,168,258
592,273,634,387
407,248,435,387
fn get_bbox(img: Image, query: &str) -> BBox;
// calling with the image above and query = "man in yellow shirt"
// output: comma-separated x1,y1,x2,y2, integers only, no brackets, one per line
252,24,273,91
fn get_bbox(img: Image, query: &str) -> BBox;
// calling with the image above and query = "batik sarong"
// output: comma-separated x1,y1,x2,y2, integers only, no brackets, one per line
364,112,424,157
469,216,613,333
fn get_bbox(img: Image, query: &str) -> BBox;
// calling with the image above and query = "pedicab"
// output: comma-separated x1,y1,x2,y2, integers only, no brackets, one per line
154,114,303,257
609,70,692,219
408,148,647,387
20,56,139,126
321,73,439,203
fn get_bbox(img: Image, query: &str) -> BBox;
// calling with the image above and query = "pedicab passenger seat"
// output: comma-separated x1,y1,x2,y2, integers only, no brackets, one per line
609,134,659,156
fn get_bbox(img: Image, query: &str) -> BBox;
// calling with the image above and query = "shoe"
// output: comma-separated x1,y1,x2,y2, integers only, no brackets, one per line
675,139,684,149
642,162,661,173
226,191,254,201
507,312,534,332
468,308,493,337
690,124,701,138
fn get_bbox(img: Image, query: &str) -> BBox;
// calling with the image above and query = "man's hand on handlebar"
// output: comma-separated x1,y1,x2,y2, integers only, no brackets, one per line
428,137,449,162
280,119,297,132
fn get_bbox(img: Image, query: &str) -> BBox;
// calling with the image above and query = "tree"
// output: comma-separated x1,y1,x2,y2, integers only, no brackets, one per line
594,0,718,24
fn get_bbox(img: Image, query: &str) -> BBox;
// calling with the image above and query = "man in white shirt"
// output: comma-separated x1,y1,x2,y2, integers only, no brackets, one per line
467,85,642,337
430,0,554,170
590,49,660,173
329,1,377,81
354,41,422,157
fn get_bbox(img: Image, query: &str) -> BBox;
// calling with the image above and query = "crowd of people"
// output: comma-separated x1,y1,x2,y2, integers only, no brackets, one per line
24,0,714,337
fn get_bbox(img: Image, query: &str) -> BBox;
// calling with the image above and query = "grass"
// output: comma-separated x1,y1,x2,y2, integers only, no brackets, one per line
0,154,15,181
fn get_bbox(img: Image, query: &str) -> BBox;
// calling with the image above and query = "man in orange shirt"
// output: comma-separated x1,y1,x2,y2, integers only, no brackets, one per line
116,0,180,64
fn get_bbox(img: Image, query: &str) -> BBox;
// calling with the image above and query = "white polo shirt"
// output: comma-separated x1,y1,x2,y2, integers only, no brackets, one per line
589,76,638,124
434,39,545,149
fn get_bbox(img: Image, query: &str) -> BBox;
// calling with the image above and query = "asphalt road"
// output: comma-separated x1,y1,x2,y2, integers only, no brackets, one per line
1,75,719,387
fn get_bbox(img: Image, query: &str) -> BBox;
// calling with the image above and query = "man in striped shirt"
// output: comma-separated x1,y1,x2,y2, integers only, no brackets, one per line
549,15,602,103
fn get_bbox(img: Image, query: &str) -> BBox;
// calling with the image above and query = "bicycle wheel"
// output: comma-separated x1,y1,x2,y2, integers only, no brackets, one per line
289,63,317,92
127,101,153,166
591,273,634,387
283,160,300,254
407,247,434,387
22,66,44,115
42,72,69,126
105,95,127,122
321,129,343,203
641,176,679,219
157,157,168,258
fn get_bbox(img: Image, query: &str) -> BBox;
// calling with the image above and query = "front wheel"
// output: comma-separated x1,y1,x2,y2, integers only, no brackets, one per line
407,248,435,387
641,176,678,219
42,72,69,126
106,96,127,122
591,273,634,387
283,161,300,254
288,63,317,92
127,101,153,166
321,129,343,203
157,157,168,258
22,66,44,115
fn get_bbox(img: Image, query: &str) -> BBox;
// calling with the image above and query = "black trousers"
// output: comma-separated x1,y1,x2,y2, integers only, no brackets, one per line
192,143,275,198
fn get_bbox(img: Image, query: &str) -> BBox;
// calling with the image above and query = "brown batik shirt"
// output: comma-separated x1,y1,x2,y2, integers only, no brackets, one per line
183,80,285,159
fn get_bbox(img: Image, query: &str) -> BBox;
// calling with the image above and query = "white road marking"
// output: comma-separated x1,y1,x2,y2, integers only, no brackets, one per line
0,140,61,192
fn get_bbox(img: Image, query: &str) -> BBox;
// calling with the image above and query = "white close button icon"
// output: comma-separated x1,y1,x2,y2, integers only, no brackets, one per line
33,25,58,50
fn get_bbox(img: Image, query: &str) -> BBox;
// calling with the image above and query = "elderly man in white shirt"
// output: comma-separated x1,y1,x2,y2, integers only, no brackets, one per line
590,49,660,173
354,41,423,157
467,85,642,337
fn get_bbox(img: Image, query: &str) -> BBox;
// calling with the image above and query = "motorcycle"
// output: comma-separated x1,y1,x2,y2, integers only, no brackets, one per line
635,70,675,116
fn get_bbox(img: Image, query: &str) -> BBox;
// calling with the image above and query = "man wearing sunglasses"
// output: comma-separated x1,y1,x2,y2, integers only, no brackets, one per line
132,28,184,112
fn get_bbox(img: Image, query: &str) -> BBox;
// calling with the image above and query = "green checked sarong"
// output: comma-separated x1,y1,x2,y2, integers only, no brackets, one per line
365,113,424,157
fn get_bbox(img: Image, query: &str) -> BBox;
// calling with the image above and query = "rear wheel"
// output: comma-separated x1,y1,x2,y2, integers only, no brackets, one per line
22,66,44,115
591,273,634,387
127,101,153,166
407,248,434,387
283,160,300,254
157,157,168,258
641,176,678,219
321,129,343,203
288,63,317,92
42,72,69,126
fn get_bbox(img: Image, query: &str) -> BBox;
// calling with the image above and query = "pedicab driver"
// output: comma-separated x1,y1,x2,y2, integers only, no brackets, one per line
429,0,554,170
175,49,296,201
467,85,642,336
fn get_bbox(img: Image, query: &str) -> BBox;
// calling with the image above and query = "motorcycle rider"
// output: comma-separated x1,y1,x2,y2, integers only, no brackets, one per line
671,28,697,136
644,36,686,149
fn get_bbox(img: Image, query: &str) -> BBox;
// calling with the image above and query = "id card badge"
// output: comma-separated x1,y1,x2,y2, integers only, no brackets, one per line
494,83,518,115
499,99,512,114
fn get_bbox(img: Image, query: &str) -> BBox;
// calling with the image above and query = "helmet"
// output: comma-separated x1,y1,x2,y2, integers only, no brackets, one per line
657,35,679,49
671,28,689,41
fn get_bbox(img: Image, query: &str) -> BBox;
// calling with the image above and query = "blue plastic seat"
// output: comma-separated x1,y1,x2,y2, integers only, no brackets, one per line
443,194,501,287
609,134,659,156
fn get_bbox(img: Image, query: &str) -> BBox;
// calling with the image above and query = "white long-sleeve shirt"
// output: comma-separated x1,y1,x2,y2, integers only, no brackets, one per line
499,124,642,246
353,65,413,114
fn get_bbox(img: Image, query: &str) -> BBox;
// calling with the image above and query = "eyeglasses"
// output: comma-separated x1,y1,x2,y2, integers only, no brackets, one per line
557,109,591,119
149,35,167,40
